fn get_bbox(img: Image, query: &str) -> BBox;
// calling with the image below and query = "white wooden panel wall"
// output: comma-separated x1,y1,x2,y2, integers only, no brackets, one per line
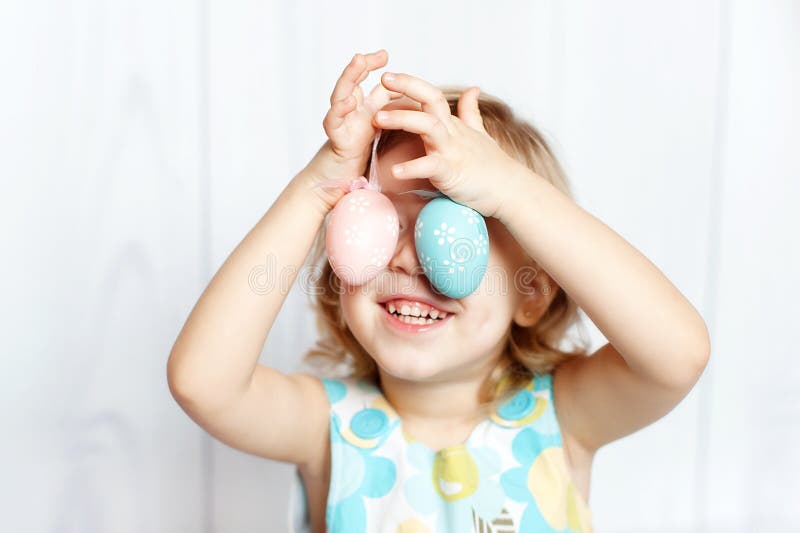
3,1,798,532
1,1,208,532
704,2,800,530
557,1,722,530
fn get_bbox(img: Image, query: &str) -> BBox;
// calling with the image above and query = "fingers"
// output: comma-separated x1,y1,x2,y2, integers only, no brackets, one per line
364,83,405,113
354,53,383,85
330,50,388,106
373,109,450,147
390,154,440,180
457,87,487,132
380,72,452,121
324,82,404,134
323,94,357,132
330,55,364,105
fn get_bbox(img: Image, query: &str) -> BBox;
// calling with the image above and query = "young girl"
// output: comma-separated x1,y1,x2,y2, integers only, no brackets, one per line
167,49,710,533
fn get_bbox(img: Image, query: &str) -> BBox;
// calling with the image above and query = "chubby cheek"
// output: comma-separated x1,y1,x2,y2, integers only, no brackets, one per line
339,291,389,357
458,292,514,342
340,292,370,334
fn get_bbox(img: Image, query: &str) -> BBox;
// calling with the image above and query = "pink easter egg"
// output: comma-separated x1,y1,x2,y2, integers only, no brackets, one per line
325,189,399,286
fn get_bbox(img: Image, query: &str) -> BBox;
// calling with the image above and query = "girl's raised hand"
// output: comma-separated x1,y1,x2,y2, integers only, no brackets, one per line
373,72,529,221
320,50,403,181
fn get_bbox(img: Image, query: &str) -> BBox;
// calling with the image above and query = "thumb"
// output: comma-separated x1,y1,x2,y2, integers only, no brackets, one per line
457,86,486,132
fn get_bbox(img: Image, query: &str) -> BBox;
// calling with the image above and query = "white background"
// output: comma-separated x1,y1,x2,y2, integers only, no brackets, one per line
2,1,798,532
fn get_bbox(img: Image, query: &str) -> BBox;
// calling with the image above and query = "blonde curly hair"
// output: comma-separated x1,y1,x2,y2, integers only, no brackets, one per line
300,86,591,412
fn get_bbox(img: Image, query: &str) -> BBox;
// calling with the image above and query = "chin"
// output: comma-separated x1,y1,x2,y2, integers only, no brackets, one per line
371,347,446,383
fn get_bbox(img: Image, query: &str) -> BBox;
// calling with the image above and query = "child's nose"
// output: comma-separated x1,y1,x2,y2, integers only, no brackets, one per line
386,214,422,277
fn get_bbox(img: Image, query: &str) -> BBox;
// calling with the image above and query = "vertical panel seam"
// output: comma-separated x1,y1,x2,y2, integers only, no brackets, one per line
196,0,214,531
694,1,733,530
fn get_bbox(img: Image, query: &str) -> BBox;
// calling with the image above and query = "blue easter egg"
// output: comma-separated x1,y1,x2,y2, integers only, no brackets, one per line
414,197,489,298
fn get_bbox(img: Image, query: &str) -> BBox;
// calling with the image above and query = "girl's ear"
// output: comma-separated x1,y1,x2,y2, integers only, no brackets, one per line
512,264,558,327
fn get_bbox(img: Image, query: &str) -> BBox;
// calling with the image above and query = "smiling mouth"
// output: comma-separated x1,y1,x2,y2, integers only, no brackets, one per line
381,299,450,325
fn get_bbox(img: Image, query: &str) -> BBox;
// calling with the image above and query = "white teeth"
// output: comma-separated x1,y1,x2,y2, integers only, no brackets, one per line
396,314,434,325
384,300,450,322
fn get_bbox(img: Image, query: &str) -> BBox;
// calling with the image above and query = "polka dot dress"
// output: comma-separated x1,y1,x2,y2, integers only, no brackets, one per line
288,373,594,533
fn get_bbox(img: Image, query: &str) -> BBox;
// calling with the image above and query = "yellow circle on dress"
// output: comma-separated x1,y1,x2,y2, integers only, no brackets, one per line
431,445,479,502
566,483,593,533
395,518,431,533
489,376,547,428
526,446,591,532
489,395,547,427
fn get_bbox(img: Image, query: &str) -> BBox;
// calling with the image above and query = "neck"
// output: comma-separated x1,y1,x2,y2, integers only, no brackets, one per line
377,348,506,427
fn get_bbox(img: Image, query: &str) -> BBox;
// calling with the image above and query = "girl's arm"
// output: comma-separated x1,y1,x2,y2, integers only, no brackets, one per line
369,70,709,454
167,50,393,469
166,151,340,468
499,169,711,453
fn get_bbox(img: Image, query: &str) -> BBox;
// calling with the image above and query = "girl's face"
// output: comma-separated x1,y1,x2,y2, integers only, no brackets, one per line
339,133,545,384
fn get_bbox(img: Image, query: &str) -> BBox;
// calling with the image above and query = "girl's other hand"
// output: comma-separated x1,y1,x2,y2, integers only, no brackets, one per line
374,72,529,221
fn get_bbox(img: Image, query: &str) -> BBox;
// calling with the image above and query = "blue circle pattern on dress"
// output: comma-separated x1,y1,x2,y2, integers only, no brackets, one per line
500,427,563,532
323,379,398,533
320,374,588,532
498,388,535,420
350,408,389,439
528,374,560,435
323,378,346,404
